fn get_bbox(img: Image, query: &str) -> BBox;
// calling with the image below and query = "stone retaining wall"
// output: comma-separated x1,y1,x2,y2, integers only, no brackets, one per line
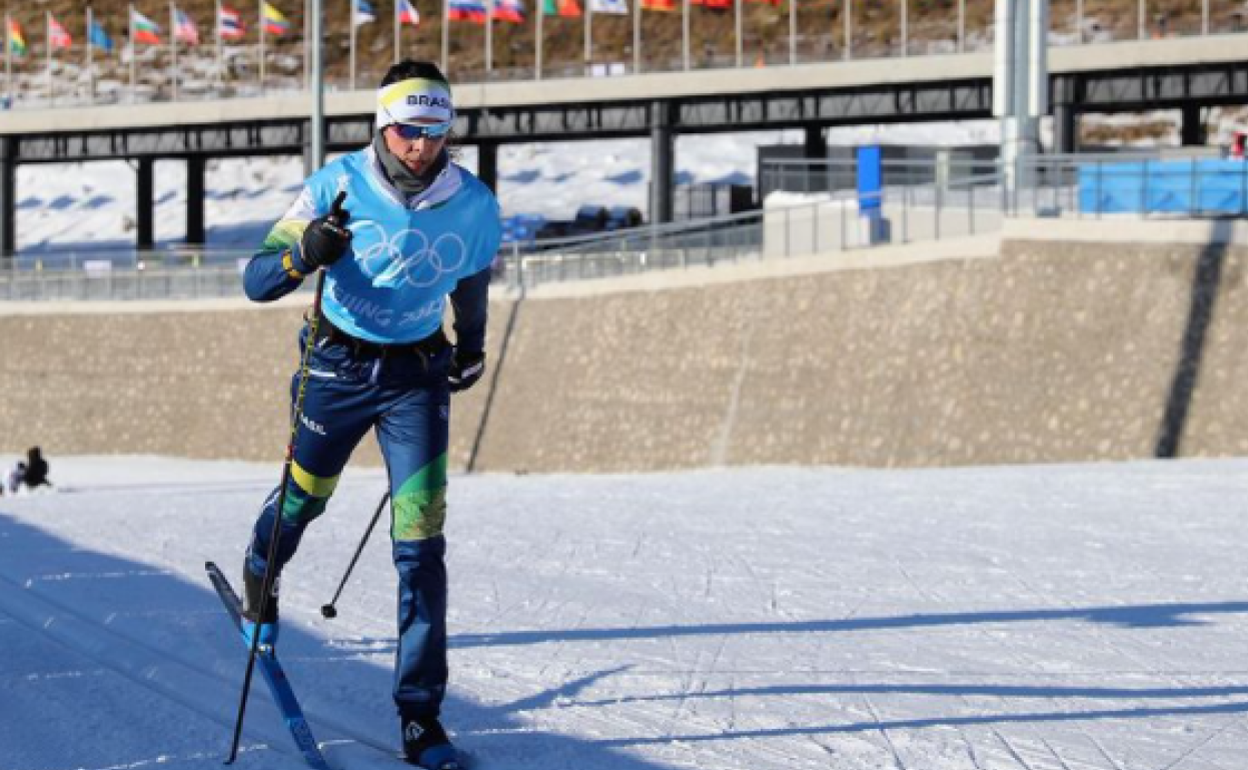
4,236,1247,471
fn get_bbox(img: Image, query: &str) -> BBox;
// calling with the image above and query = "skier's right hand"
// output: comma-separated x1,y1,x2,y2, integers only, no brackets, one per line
448,349,486,393
300,191,353,270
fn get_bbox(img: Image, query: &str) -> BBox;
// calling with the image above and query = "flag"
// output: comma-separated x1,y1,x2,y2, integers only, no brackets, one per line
398,0,420,25
493,0,526,22
354,0,377,25
7,17,26,56
262,2,291,34
447,0,488,23
174,7,200,44
131,9,163,44
589,0,627,13
218,5,246,39
48,14,73,49
89,18,115,52
640,0,675,9
542,0,581,16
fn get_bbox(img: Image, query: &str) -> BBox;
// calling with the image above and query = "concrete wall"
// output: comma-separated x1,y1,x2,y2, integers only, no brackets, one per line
4,228,1248,472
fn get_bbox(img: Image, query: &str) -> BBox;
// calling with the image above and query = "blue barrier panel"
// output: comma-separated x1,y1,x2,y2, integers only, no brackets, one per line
857,145,882,216
1078,159,1248,215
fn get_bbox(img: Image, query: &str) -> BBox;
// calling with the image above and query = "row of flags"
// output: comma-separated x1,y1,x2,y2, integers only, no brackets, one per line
3,2,418,57
447,0,776,23
353,0,422,25
5,0,777,57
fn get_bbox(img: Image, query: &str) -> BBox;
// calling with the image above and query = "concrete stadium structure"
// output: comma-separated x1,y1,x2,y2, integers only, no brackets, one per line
3,33,1248,254
5,221,1247,472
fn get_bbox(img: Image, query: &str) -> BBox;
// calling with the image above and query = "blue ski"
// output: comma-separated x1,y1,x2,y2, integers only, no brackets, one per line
206,561,331,770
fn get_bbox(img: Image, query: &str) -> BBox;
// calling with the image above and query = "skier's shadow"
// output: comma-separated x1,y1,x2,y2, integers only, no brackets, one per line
449,599,1248,650
300,600,1248,659
0,513,672,770
7,512,1248,767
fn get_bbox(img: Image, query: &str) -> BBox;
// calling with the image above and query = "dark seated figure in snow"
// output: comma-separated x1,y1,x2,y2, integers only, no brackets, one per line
22,447,50,490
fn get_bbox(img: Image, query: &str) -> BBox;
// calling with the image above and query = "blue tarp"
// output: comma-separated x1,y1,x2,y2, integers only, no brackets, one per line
501,214,547,245
1078,159,1248,215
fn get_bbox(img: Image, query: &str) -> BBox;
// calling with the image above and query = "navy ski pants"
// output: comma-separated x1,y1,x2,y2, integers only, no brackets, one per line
247,325,454,718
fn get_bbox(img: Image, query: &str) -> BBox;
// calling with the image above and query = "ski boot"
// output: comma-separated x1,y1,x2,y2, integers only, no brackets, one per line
402,714,461,770
241,565,280,648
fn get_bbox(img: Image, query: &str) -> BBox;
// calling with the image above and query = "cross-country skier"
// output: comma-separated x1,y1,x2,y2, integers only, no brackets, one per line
238,60,500,770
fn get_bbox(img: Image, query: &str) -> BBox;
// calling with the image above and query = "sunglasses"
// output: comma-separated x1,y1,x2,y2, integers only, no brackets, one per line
388,121,453,141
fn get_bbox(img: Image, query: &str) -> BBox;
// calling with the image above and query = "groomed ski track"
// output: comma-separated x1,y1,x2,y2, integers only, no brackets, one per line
6,456,1248,770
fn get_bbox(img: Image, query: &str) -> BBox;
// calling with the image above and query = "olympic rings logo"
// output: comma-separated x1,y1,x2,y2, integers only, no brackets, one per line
351,222,469,289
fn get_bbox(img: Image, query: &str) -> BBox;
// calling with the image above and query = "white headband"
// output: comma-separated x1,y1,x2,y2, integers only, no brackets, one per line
375,78,455,129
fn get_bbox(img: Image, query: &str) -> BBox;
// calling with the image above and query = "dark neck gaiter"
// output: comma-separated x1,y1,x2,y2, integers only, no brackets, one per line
373,132,448,200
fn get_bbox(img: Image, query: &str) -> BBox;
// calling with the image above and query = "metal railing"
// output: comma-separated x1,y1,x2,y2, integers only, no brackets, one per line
13,149,1247,300
1008,150,1248,218
760,155,1000,198
0,158,1012,300
0,249,259,302
499,209,767,289
500,165,1007,290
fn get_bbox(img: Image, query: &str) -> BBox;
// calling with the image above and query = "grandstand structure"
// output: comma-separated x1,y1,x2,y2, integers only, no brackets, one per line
2,1,1248,257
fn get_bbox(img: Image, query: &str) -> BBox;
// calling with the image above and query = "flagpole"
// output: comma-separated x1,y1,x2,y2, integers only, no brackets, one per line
734,0,741,67
393,0,399,63
681,0,688,71
583,1,591,75
440,0,448,73
535,0,542,79
86,7,95,101
312,0,324,171
171,2,179,101
4,13,11,108
788,0,795,65
304,0,310,89
844,0,851,60
259,0,265,94
957,0,964,52
215,0,223,88
632,0,639,74
45,11,52,107
486,0,494,73
130,3,137,102
350,0,357,89
900,0,906,56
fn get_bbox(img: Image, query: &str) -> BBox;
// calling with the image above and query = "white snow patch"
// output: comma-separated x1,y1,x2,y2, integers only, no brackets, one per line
2,455,1248,769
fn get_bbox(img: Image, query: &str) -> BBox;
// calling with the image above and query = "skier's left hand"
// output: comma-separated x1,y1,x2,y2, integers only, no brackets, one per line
448,349,486,393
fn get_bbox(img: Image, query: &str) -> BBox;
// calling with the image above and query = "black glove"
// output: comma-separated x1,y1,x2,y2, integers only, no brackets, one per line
448,349,486,393
300,190,353,270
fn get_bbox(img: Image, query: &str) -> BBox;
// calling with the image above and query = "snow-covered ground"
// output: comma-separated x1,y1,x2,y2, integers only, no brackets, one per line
3,455,1248,769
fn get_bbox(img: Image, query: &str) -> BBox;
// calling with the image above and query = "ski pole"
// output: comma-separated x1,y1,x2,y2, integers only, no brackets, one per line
225,270,324,764
225,187,347,763
225,269,325,764
321,490,389,619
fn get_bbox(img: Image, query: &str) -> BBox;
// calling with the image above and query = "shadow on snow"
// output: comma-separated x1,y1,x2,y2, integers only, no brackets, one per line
3,511,1247,766
453,600,1248,650
0,513,664,770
